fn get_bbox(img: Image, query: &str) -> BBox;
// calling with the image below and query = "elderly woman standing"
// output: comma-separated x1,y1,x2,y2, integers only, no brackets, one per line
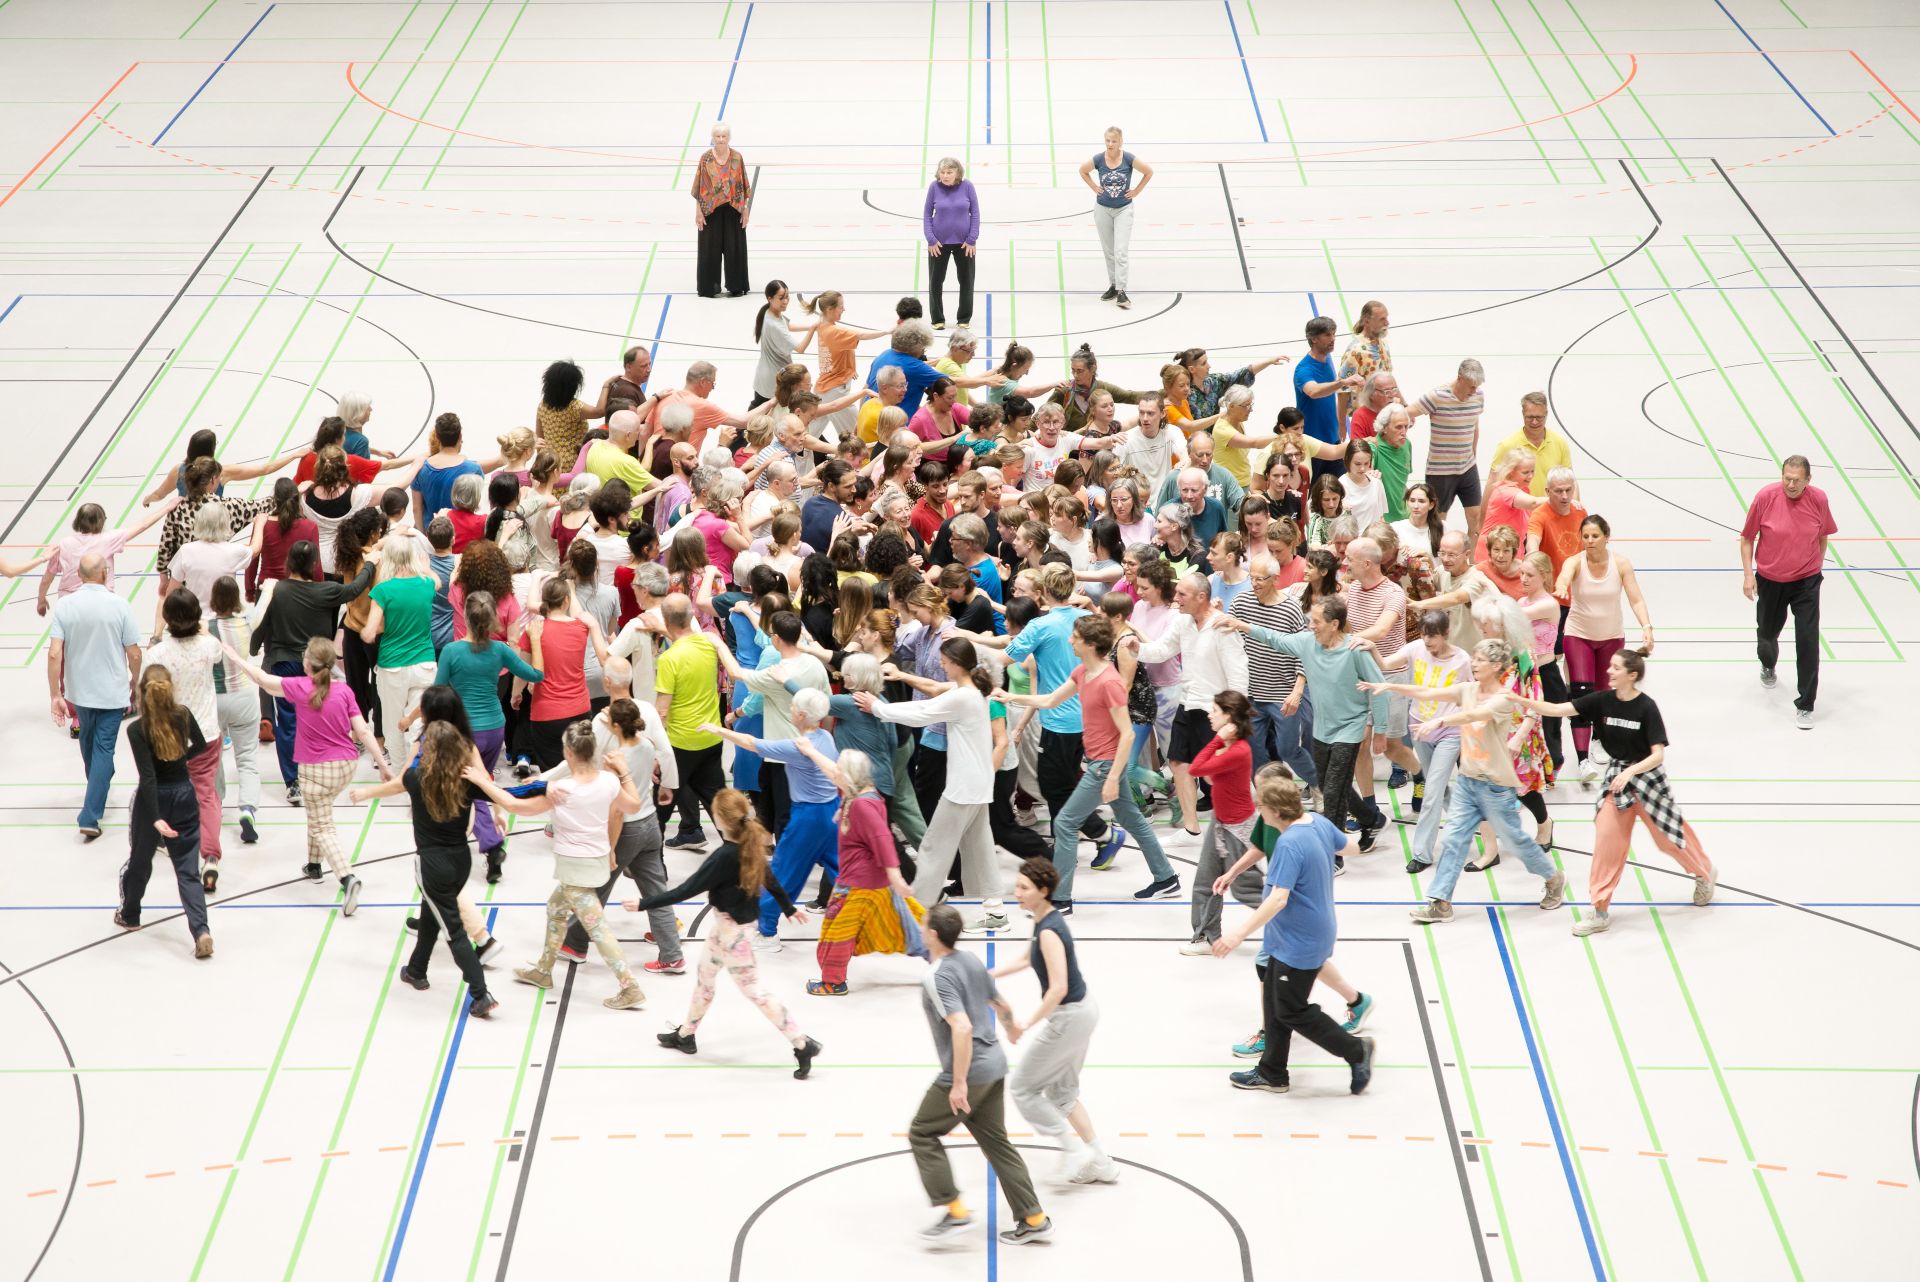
692,123,751,299
924,157,981,331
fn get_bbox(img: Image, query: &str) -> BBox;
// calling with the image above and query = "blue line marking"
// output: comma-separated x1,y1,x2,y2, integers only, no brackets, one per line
380,904,498,1281
0,295,20,327
1306,291,1319,318
1488,907,1607,1281
648,294,673,365
1222,0,1268,143
985,933,997,1278
716,3,754,121
152,4,276,145
1711,0,1834,134
985,1,993,146
984,292,993,361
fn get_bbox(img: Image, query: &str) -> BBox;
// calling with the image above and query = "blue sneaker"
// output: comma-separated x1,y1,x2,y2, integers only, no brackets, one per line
1231,1028,1266,1058
1388,766,1409,789
1091,830,1126,871
1229,1068,1289,1094
1342,991,1374,1034
1350,1036,1376,1094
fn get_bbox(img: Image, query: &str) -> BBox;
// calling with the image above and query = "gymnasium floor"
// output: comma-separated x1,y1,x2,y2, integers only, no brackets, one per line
3,1,1918,1278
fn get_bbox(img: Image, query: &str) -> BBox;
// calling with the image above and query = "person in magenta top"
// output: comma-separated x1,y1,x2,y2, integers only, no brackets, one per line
1739,454,1836,727
690,478,751,587
1182,690,1262,951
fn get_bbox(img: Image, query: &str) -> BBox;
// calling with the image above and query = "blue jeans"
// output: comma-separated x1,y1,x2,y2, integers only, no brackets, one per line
1051,759,1173,903
1409,735,1462,865
1424,773,1556,903
1251,695,1318,787
758,798,840,935
269,660,303,786
74,705,125,830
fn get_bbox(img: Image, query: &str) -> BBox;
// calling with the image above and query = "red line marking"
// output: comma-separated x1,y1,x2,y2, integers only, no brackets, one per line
0,63,137,212
1849,51,1919,124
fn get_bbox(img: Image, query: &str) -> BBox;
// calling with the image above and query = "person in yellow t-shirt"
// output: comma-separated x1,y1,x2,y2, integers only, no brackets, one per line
857,364,909,445
1492,392,1573,498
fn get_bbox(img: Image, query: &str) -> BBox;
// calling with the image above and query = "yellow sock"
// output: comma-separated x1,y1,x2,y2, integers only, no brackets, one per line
1025,1213,1047,1227
947,1199,968,1219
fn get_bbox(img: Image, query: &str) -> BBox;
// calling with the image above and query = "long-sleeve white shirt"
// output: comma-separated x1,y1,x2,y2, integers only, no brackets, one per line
1134,608,1249,712
869,685,993,804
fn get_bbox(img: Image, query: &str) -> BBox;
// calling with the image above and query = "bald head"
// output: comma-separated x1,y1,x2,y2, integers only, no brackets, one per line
607,409,643,442
78,553,109,585
660,592,694,635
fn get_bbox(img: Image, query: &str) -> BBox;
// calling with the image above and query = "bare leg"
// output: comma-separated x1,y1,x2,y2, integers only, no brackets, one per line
1318,958,1359,1006
1172,764,1200,834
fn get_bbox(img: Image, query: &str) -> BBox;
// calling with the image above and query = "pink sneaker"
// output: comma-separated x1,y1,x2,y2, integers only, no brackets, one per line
644,957,686,975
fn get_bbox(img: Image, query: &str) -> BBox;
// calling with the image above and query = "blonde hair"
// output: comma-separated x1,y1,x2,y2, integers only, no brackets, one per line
1483,524,1520,555
1256,775,1304,821
496,426,536,466
303,637,338,711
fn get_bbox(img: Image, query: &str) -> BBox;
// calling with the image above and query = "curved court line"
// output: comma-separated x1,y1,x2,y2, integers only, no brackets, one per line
1,958,83,1282
1638,354,1903,476
341,56,1638,170
860,189,1092,225
726,1144,1254,1279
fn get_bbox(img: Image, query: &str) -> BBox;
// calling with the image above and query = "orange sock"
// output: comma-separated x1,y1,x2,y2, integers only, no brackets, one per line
1025,1213,1047,1227
947,1199,968,1219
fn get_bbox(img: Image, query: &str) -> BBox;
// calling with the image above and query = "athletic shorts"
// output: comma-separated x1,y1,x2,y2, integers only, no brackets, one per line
1427,467,1483,515
1368,692,1410,740
1169,707,1215,764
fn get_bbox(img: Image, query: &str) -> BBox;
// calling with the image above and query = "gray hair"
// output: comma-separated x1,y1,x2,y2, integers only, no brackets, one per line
1520,390,1547,409
876,363,908,390
1305,315,1337,341
335,390,372,429
834,747,876,794
450,472,484,512
1346,536,1383,566
710,123,732,140
949,514,989,549
765,458,797,486
381,535,424,579
192,500,230,543
1374,404,1410,433
935,156,965,180
1328,514,1360,542
1177,466,1210,490
892,320,935,356
704,477,743,513
1545,466,1577,488
700,447,734,471
1360,369,1397,404
791,687,830,726
633,562,670,597
1471,598,1530,661
568,472,602,496
1221,385,1254,411
657,400,695,434
1783,453,1812,477
839,651,885,695
1247,553,1278,578
687,465,718,497
1156,503,1193,537
1457,358,1486,386
686,360,718,384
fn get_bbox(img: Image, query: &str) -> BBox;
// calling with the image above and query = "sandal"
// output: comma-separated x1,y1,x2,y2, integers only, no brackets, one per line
806,980,849,997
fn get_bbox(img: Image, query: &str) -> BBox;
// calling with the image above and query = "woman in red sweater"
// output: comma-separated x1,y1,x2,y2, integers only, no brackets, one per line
796,743,926,996
1182,690,1262,956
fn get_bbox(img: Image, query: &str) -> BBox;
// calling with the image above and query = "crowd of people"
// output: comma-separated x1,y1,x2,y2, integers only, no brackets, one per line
21,213,1843,1245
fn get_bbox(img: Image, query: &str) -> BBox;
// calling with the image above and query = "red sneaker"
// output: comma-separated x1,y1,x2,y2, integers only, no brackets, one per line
644,957,686,975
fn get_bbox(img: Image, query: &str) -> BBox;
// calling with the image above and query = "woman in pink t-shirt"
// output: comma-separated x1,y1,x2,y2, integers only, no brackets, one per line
39,496,180,612
1474,449,1544,563
221,636,391,915
690,477,751,586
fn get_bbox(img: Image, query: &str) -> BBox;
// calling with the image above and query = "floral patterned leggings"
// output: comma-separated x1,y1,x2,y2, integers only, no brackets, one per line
680,913,805,1046
537,884,635,987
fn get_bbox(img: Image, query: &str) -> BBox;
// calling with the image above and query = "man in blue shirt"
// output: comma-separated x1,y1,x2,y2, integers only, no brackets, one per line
409,413,486,526
995,564,1111,855
800,461,862,554
1293,316,1362,483
47,554,142,840
1213,774,1374,1094
867,320,1005,420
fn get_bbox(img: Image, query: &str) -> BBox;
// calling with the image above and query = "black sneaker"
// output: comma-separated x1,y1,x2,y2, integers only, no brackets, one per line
1134,875,1181,900
999,1216,1054,1245
1350,1035,1376,1094
239,810,258,844
398,966,430,991
1404,856,1431,875
286,783,301,808
1100,285,1119,301
658,1028,698,1055
793,1036,822,1080
303,862,325,883
1115,291,1132,310
475,937,498,964
405,916,421,934
665,829,707,850
1358,825,1379,854
340,874,363,917
484,845,506,883
511,756,535,781
1051,900,1073,916
469,993,499,1020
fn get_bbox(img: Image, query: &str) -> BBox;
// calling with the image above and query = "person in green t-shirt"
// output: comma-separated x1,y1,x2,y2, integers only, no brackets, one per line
1373,404,1414,523
362,540,441,771
654,593,725,847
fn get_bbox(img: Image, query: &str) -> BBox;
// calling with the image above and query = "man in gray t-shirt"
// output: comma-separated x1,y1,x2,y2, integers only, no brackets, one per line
908,906,1050,1245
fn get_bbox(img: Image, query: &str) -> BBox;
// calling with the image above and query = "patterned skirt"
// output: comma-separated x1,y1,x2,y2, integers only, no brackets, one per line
819,887,925,956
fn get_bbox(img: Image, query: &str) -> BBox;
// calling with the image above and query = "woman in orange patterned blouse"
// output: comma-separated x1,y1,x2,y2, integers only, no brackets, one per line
691,124,752,298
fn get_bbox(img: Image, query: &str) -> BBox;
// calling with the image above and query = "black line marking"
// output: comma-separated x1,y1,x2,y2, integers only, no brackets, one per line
1,169,272,543
1218,163,1251,291
493,963,575,1281
1,957,83,1281
1405,942,1493,1281
727,1144,1254,1280
1714,158,1919,468
1911,1074,1919,1184
860,187,1092,226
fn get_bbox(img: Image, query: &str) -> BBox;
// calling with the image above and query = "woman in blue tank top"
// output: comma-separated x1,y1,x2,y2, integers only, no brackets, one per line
1077,126,1154,311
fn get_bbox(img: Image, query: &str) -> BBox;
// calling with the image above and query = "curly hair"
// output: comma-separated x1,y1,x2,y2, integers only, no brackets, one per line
454,537,513,602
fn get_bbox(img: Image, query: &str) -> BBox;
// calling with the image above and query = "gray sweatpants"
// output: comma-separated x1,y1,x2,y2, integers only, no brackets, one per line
1010,996,1101,1137
909,800,1003,908
1190,818,1266,943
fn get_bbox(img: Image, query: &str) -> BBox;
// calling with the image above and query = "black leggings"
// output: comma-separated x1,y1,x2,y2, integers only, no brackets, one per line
1517,790,1548,825
1538,661,1568,771
410,846,487,999
1310,739,1375,835
990,767,1052,863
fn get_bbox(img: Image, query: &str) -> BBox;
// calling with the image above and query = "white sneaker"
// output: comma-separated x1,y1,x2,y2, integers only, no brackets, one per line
1572,911,1611,937
751,932,783,953
1071,1154,1121,1184
1794,709,1813,731
1053,1144,1089,1182
1579,758,1599,789
966,911,1011,932
1179,938,1214,957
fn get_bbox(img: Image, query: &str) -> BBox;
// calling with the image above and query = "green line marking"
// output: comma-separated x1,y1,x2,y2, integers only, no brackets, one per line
282,909,409,1279
1558,0,1689,176
188,809,378,1280
1487,0,1606,182
1243,0,1261,37
1869,92,1920,147
1037,0,1057,187
715,0,733,38
287,1,425,189
36,102,119,189
919,0,938,186
333,1,454,188
1775,0,1808,28
379,0,497,191
1450,0,1558,183
1570,903,1708,1276
613,242,659,359
1319,240,1348,325
1517,0,1646,183
1273,95,1307,187
423,0,532,191
669,100,702,190
1006,236,1019,338
1055,239,1070,352
179,0,218,38
1638,869,1804,1277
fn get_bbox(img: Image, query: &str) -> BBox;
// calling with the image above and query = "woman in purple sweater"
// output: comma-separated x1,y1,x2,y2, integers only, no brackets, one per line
924,157,981,331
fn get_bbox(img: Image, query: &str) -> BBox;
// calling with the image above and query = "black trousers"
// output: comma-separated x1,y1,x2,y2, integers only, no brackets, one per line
1039,728,1108,844
343,632,381,739
1310,738,1375,835
912,745,947,836
525,715,578,771
1257,958,1365,1086
1538,660,1568,771
928,245,975,326
696,205,749,297
753,761,790,835
990,767,1052,862
667,742,726,834
120,777,208,938
410,846,488,999
1756,571,1822,711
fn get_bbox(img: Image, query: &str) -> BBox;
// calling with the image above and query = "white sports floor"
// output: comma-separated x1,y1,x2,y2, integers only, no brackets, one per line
3,1,1919,1278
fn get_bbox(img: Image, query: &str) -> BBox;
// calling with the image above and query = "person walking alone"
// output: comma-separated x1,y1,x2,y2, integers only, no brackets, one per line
1740,454,1835,730
924,157,981,330
1078,126,1152,310
48,554,141,842
691,124,751,298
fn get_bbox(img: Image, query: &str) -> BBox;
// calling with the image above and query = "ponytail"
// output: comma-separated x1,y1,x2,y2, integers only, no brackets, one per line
303,637,338,711
139,665,186,760
713,789,771,896
799,289,839,317
754,279,789,342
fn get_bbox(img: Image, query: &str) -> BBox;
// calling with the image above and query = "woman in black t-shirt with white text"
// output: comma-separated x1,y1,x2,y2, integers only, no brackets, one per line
1508,649,1716,937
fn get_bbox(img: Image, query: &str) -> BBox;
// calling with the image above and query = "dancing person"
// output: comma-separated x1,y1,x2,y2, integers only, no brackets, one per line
157,501,249,637
1406,357,1488,546
638,789,823,1074
48,554,142,841
1079,125,1151,309
1740,454,1835,729
797,744,923,996
691,123,751,298
1493,391,1571,497
1211,775,1375,1096
1294,316,1363,482
466,720,647,1009
517,576,606,770
1337,300,1393,425
995,857,1120,1185
751,280,817,410
1506,649,1716,935
1473,449,1544,562
912,904,1053,1246
924,157,981,329
40,496,175,619
1382,612,1473,873
1182,690,1262,955
145,588,226,890
221,637,390,910
1556,514,1654,785
437,589,544,881
249,540,373,802
361,537,441,772
1133,571,1248,845
350,721,499,1017
206,577,262,847
116,664,214,959
1362,639,1567,926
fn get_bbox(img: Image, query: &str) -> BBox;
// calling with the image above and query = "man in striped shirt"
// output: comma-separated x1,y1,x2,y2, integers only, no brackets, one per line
1229,554,1319,792
1406,357,1487,548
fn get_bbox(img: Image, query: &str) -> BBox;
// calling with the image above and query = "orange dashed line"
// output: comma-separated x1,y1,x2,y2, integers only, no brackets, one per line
87,1179,116,1188
1877,1180,1909,1189
1818,1171,1849,1180
378,1145,407,1153
145,1171,175,1180
1406,1136,1435,1143
1291,1132,1320,1140
1639,1150,1669,1159
204,1163,233,1172
777,1133,806,1139
262,1157,291,1165
607,1133,635,1140
27,1189,58,1198
1232,1133,1264,1139
1698,1157,1729,1166
321,1151,349,1159
1462,1138,1494,1147
1008,1132,1033,1138
665,1133,693,1139
1176,1132,1205,1139
1348,1134,1377,1141
434,1141,464,1149
1579,1145,1610,1153
720,1133,749,1139
493,1138,516,1146
1522,1141,1552,1149
1758,1163,1789,1172
548,1136,578,1143
1119,1132,1149,1138
832,1132,862,1138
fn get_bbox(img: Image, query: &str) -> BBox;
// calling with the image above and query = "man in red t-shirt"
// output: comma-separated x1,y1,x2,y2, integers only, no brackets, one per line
1740,454,1837,727
996,614,1179,911
909,459,954,545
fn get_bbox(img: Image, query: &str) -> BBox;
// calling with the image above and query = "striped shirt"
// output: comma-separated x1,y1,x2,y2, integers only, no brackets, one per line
1229,591,1308,704
1344,575,1409,677
209,614,254,694
1417,384,1484,476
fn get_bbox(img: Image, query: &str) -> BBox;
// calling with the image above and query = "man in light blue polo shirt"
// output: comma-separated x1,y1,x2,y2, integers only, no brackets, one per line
47,554,141,840
999,564,1112,853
